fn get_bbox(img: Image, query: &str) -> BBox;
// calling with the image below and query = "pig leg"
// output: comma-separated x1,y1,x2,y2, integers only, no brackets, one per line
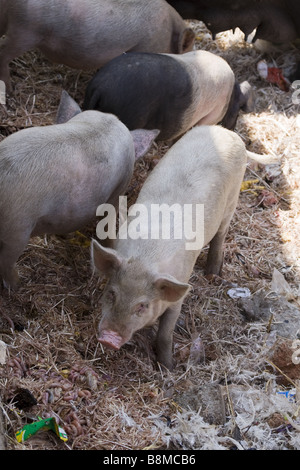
0,36,12,92
206,196,241,276
0,34,36,92
155,301,183,370
0,234,30,289
99,184,130,248
205,212,236,276
205,230,227,276
0,247,20,289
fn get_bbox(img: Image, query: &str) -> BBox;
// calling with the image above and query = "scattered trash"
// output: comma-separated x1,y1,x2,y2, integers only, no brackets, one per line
257,60,290,91
227,287,251,299
237,286,300,340
277,389,296,403
264,164,282,181
16,417,68,443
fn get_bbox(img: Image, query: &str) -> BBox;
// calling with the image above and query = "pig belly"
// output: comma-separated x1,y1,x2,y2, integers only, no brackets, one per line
31,210,95,237
39,44,123,70
30,183,106,236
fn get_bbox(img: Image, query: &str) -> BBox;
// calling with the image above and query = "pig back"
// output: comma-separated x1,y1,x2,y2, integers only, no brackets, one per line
0,112,135,235
14,0,191,69
84,50,235,142
119,126,247,261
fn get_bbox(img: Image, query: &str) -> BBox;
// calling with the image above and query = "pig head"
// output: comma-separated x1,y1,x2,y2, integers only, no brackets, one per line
0,90,158,288
0,0,194,92
92,244,190,356
167,0,300,44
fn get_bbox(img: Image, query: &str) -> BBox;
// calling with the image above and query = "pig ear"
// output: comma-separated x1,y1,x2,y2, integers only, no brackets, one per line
179,28,195,53
91,239,123,277
130,129,160,160
154,274,190,303
56,90,82,124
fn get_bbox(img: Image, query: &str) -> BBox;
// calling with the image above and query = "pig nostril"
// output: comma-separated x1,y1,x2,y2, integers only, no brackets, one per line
98,330,123,350
98,339,120,350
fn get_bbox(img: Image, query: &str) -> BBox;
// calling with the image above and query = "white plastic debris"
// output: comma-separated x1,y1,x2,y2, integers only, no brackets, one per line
257,60,268,79
265,163,282,180
271,267,293,299
227,287,251,299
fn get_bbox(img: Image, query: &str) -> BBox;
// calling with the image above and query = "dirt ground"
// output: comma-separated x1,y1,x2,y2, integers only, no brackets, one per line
0,21,300,450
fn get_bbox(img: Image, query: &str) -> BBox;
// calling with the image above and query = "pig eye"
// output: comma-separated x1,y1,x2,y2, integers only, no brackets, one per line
134,302,149,316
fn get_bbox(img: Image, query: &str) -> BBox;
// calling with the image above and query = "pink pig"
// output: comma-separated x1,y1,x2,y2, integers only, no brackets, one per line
0,0,195,91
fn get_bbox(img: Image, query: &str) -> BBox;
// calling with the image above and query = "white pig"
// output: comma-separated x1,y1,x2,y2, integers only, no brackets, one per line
0,0,195,92
91,125,251,370
0,91,158,288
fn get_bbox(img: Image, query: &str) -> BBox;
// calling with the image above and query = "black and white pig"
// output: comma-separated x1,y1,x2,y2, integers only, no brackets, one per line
0,91,158,289
83,50,254,140
0,0,195,92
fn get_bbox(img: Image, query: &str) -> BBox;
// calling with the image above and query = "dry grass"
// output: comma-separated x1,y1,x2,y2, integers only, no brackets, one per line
0,21,300,450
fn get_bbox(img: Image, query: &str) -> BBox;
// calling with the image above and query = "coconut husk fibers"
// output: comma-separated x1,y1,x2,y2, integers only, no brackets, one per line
0,22,300,450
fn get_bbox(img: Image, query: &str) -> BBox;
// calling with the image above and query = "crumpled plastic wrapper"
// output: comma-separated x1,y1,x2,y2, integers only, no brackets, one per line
257,60,290,91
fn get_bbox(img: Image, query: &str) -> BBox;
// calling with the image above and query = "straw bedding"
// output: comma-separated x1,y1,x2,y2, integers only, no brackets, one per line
0,21,299,450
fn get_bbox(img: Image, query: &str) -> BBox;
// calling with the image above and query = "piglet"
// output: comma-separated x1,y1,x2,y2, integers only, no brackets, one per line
91,125,251,370
84,50,254,140
0,90,158,288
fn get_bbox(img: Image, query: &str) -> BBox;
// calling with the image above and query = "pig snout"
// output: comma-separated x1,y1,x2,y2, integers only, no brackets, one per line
98,329,124,350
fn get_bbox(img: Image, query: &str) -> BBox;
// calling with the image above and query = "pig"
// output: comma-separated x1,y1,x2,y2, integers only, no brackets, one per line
83,50,254,140
167,0,300,44
0,90,158,289
91,125,250,370
0,0,195,92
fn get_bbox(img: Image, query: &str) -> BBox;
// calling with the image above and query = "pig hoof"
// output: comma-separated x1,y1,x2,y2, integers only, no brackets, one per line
2,274,20,291
204,273,223,284
98,330,123,350
156,356,174,372
158,361,174,372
